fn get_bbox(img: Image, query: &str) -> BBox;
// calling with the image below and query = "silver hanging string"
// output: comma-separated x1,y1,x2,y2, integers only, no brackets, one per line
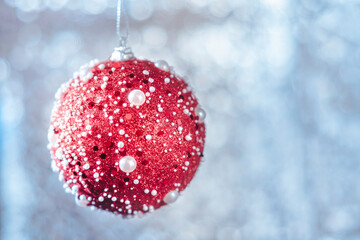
116,0,129,47
111,0,134,61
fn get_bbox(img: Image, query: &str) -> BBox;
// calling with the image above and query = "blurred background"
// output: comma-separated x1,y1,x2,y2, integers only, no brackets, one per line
1,0,360,239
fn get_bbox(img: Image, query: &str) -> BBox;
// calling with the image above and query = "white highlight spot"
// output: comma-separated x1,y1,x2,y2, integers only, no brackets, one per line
151,190,157,196
164,77,170,83
83,163,90,170
98,196,104,202
145,135,152,140
48,128,58,146
119,156,137,173
128,89,146,106
149,86,155,92
143,70,149,75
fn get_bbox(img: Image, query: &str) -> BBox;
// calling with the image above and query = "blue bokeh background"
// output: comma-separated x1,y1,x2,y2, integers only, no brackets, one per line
1,0,360,239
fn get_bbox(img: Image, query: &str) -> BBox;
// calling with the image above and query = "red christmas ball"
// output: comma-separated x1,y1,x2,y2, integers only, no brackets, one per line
48,58,206,216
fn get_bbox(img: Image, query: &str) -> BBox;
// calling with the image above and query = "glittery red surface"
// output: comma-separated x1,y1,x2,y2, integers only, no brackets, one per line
49,59,205,216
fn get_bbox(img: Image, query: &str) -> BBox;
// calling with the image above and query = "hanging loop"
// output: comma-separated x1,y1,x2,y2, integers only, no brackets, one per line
111,0,134,61
117,0,129,47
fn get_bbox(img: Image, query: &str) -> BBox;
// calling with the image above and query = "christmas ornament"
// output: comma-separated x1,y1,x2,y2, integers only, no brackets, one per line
48,0,206,216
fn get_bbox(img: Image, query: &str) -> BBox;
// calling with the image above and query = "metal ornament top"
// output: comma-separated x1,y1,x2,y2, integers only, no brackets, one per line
110,0,134,61
110,39,134,61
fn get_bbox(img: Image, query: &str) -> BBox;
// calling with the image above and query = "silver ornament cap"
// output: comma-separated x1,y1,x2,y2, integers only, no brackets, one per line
110,45,134,61
110,38,134,61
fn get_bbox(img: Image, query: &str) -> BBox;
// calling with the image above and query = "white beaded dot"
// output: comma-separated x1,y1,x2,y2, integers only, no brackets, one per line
119,156,137,173
117,141,124,148
128,89,146,106
145,135,152,140
55,148,63,159
185,134,192,141
75,194,89,207
163,190,179,204
98,196,104,202
151,190,157,196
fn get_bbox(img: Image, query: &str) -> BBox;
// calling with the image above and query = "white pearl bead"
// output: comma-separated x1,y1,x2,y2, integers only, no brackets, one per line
128,89,146,106
163,190,179,204
51,160,59,172
75,194,89,207
72,185,79,194
119,156,137,173
55,148,63,159
154,60,170,71
195,107,206,123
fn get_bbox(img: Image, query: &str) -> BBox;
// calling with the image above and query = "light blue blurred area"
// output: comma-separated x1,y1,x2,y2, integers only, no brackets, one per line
1,0,360,239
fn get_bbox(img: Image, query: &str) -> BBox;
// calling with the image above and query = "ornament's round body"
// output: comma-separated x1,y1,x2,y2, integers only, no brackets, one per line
48,58,205,216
